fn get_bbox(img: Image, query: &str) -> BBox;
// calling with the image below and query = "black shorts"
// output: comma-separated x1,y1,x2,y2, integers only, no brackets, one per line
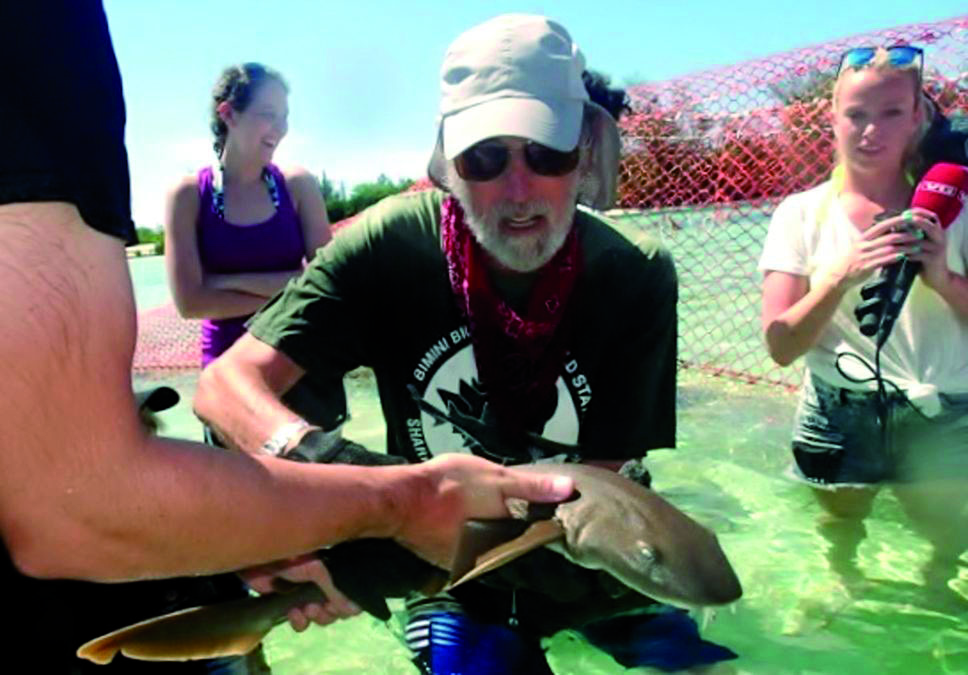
0,2,135,244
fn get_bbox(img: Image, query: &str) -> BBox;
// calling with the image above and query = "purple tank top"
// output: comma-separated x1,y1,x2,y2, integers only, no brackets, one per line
196,164,306,367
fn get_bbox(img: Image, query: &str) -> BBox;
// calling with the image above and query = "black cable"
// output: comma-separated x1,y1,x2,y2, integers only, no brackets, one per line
834,346,932,461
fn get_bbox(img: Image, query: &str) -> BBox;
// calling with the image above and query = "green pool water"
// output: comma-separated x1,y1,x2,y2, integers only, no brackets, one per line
129,256,968,674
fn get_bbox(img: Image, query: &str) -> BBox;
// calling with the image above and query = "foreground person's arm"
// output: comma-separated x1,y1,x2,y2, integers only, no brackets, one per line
0,203,573,581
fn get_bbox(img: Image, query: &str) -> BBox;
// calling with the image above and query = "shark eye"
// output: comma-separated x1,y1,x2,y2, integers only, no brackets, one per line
637,541,657,563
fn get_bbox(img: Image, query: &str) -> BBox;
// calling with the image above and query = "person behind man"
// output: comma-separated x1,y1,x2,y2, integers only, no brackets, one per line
166,62,332,376
194,14,740,674
163,59,339,672
919,92,968,173
0,3,576,667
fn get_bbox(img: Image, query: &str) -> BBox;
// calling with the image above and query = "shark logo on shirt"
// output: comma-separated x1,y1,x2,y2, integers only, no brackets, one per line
406,330,588,462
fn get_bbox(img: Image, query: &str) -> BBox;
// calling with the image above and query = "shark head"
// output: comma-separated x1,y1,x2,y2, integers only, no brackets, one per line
599,527,742,607
541,465,743,607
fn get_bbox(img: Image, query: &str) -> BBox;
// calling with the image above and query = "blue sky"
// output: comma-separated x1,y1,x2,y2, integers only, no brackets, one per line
102,1,966,228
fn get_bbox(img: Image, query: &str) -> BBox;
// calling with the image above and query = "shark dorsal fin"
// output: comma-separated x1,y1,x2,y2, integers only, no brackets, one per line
447,518,565,590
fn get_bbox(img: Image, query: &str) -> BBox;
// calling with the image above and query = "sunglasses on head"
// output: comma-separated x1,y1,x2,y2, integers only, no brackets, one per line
837,45,923,79
454,139,580,182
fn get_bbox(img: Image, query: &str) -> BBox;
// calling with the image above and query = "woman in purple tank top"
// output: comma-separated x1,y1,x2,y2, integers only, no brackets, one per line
165,63,330,370
161,63,330,674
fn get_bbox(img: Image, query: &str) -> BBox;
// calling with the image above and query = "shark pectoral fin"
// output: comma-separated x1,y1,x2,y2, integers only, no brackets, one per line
446,518,565,590
76,583,323,664
448,519,531,584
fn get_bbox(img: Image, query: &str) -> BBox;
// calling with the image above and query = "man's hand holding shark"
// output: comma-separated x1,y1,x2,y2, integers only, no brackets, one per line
207,422,579,631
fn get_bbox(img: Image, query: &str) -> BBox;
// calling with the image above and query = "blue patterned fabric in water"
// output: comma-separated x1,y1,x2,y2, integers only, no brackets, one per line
406,608,553,675
579,605,738,671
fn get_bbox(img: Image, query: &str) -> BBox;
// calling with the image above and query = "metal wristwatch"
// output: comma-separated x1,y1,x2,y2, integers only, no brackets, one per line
260,420,312,457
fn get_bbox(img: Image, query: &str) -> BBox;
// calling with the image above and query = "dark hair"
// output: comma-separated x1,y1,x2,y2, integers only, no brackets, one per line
582,70,631,122
210,62,288,157
919,96,968,175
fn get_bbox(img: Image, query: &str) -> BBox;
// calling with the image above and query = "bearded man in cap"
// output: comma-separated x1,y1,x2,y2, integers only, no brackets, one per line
196,13,727,674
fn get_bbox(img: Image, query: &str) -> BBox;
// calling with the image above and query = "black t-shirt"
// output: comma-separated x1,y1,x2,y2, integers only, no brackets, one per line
0,1,135,244
250,189,678,463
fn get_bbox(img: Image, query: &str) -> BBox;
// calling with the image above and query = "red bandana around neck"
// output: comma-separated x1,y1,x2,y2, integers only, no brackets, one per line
440,195,581,441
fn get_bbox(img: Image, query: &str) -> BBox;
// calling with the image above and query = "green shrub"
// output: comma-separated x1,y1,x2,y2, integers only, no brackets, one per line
320,173,414,223
135,226,165,254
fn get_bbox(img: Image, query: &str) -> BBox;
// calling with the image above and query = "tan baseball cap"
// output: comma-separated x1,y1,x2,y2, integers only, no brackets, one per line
437,14,589,160
427,14,621,210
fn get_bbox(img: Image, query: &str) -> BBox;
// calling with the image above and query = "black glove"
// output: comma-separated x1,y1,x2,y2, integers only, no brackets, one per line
282,432,436,621
320,539,448,621
452,560,658,637
286,430,409,466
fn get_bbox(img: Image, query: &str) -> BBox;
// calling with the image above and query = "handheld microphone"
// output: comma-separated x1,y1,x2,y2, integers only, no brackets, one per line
854,162,968,348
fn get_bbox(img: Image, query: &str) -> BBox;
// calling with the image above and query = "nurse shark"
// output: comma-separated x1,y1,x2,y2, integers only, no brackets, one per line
78,399,740,664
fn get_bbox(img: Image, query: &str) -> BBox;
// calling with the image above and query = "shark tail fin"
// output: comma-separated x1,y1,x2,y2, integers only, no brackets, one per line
77,583,323,664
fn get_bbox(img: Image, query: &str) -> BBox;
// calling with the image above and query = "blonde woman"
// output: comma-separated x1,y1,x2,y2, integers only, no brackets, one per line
760,46,968,591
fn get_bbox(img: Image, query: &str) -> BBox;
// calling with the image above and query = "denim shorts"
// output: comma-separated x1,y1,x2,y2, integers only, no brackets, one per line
790,375,968,487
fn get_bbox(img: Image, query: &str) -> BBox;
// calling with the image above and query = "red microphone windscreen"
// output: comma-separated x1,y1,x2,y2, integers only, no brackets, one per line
911,162,968,229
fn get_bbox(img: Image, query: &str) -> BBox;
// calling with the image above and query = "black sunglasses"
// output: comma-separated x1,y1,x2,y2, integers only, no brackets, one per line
454,139,580,182
837,45,924,80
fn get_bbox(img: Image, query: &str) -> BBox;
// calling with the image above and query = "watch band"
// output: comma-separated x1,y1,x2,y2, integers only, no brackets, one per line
260,420,312,457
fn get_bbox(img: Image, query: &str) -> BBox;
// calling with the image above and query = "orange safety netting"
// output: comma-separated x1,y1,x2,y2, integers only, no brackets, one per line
133,304,202,373
616,14,967,390
134,15,968,390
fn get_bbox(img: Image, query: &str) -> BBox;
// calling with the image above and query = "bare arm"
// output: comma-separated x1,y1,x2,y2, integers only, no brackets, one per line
925,270,968,320
164,176,285,318
761,271,842,366
0,203,342,578
0,203,573,580
286,167,332,256
762,214,920,366
194,332,309,454
206,269,302,298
